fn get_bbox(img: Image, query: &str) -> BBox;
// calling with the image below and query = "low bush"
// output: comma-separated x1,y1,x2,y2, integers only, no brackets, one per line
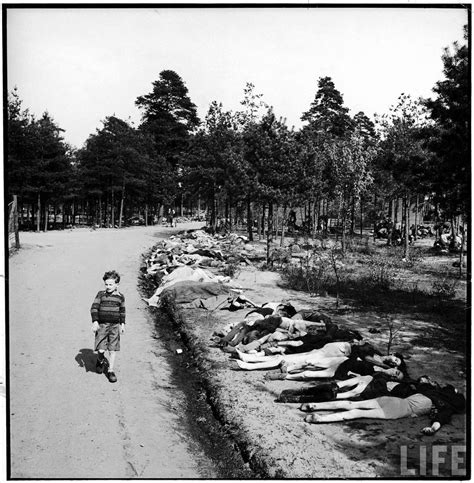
345,235,374,255
431,276,459,302
280,257,333,295
364,256,399,291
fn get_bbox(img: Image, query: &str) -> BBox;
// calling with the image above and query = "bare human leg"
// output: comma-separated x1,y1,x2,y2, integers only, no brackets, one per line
108,350,116,372
235,357,282,371
305,408,386,423
300,398,381,412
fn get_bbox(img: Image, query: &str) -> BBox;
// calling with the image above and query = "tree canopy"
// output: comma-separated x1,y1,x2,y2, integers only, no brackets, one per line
7,28,469,239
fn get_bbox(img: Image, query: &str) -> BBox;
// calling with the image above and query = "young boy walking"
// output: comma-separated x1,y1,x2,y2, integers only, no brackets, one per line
90,270,126,383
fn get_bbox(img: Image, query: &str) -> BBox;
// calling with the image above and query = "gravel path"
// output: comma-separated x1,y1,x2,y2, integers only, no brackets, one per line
8,223,219,478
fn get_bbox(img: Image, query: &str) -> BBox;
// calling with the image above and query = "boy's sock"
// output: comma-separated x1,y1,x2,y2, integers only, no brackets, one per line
108,351,116,372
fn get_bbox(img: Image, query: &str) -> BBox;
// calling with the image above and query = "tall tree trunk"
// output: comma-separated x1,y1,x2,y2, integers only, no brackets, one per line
111,190,115,227
105,195,109,227
44,203,48,232
145,204,149,227
459,221,465,277
227,196,233,232
157,203,163,224
336,195,342,243
403,195,410,258
449,217,456,250
280,204,287,247
394,197,399,228
360,198,363,237
92,199,97,227
13,195,20,249
209,185,217,233
246,197,253,241
31,203,35,229
257,205,261,239
62,203,66,229
350,196,356,234
373,193,377,242
307,200,312,235
209,194,215,231
266,202,273,265
225,198,229,226
274,204,279,240
414,194,419,242
99,196,103,227
235,201,241,228
213,193,218,232
341,198,347,255
261,203,266,240
255,204,260,240
387,198,393,246
119,182,125,228
18,201,22,229
36,193,41,232
312,196,318,238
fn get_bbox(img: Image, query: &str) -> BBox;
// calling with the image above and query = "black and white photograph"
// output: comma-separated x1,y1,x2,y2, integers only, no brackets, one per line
4,3,470,479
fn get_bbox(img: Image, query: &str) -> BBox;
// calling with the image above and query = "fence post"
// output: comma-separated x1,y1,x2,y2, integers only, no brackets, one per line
8,195,20,253
13,195,20,249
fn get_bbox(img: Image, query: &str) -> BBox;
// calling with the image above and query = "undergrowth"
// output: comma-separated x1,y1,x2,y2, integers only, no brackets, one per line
278,241,466,318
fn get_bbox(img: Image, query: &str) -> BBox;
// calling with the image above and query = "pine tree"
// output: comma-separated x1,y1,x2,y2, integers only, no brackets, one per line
301,76,354,138
424,25,469,219
136,70,201,207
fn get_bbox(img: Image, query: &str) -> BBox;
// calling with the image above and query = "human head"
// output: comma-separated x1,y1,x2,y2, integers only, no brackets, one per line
276,303,296,318
384,355,401,367
348,331,363,342
353,339,371,347
103,270,120,292
386,352,409,379
383,367,404,381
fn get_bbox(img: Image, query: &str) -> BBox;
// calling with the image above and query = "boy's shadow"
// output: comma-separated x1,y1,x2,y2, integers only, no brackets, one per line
75,348,97,373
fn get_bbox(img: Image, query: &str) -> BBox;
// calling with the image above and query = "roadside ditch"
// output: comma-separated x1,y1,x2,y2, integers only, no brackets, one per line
138,262,262,479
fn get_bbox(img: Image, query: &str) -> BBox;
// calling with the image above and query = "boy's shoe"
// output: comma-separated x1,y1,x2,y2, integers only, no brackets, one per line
96,357,106,374
107,371,117,383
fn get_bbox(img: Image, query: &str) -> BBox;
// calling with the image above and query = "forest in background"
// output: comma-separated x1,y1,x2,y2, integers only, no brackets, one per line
7,27,469,258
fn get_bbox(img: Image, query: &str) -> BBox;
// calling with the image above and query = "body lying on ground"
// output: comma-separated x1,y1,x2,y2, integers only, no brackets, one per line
276,370,434,403
236,340,356,368
300,376,465,435
215,308,361,355
276,372,398,403
214,305,329,352
263,350,407,381
235,341,404,373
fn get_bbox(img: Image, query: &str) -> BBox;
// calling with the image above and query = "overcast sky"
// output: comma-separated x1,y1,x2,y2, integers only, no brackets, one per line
6,6,467,149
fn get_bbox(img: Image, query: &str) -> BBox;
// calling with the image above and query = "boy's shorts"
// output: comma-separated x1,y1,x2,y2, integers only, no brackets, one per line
95,323,120,351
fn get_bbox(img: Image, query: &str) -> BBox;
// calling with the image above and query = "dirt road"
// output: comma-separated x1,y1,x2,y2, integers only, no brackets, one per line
8,223,224,478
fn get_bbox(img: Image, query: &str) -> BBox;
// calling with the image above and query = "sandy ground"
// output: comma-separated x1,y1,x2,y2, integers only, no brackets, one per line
7,224,467,479
7,223,221,479
169,248,467,478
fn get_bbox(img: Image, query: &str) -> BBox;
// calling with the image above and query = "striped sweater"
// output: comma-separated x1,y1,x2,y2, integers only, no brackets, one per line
91,290,126,324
